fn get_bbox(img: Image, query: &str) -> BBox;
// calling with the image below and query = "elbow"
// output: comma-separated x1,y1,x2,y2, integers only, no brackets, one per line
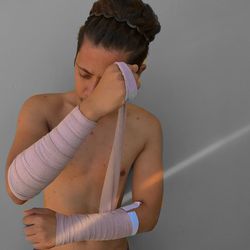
146,216,160,232
12,196,27,205
13,199,26,206
147,220,158,232
136,204,161,233
5,179,27,205
6,187,27,205
138,217,159,233
6,167,27,205
145,221,158,232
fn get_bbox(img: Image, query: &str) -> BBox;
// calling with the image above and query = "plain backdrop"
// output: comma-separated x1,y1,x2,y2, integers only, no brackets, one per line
1,1,250,249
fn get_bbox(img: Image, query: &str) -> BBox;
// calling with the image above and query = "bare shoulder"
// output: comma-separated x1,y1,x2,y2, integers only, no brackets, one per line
26,92,68,121
29,92,64,112
128,103,162,129
127,103,163,144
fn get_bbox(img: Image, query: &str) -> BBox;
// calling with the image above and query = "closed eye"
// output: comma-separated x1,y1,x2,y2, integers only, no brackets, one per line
80,74,91,80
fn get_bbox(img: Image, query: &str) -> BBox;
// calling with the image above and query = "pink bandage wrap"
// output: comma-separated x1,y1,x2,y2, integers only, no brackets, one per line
56,201,142,244
8,106,97,200
8,61,141,244
55,62,142,244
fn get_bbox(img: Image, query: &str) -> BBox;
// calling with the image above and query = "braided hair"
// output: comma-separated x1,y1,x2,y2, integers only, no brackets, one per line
74,0,161,67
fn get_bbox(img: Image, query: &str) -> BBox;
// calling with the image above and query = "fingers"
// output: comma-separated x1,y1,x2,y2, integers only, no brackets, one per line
129,64,139,73
23,214,37,226
24,224,37,236
114,63,138,73
26,234,40,248
23,224,39,248
128,64,141,89
24,207,50,215
112,62,142,91
121,64,141,89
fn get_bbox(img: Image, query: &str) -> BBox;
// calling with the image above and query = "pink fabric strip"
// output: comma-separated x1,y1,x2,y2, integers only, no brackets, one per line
53,63,142,245
99,62,138,213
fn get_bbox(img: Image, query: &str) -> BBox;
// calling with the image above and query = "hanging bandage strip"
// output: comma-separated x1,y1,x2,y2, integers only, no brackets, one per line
99,62,140,213
54,62,143,245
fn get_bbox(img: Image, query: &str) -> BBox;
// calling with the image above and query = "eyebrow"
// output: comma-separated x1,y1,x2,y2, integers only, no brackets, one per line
76,62,94,76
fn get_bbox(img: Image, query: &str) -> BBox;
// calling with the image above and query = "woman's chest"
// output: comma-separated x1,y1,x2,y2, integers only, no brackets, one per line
44,106,145,213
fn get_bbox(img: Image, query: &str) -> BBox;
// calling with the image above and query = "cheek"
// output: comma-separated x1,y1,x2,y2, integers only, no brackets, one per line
74,76,90,98
74,68,83,85
74,73,84,88
74,76,84,93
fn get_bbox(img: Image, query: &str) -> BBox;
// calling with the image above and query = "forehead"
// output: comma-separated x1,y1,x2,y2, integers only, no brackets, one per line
76,37,129,75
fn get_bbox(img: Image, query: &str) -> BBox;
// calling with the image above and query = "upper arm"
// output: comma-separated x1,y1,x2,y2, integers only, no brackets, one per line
5,94,50,205
131,115,164,232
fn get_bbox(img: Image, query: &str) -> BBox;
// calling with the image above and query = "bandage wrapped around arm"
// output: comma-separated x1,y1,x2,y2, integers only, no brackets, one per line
8,61,138,202
56,201,142,245
7,105,97,201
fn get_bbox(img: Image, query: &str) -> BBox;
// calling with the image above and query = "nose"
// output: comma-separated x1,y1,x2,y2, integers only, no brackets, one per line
85,77,101,96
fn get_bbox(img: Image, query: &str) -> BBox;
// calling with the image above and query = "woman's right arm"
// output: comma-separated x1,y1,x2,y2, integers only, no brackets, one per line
5,95,97,205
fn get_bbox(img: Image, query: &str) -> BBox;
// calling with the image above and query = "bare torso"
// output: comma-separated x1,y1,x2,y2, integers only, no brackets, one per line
42,90,149,250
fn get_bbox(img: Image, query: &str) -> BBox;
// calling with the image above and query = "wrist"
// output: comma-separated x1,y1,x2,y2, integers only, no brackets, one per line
79,99,101,122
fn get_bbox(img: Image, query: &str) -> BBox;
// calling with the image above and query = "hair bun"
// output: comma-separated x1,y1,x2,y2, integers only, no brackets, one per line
89,0,161,43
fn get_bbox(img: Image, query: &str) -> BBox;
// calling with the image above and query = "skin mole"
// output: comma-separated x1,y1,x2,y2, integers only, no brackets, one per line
120,169,126,176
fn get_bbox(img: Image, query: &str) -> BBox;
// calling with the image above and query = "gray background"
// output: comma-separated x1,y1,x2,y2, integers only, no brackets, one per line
1,0,250,249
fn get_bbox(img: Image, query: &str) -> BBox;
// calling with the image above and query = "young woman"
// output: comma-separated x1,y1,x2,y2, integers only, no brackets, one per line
5,0,163,249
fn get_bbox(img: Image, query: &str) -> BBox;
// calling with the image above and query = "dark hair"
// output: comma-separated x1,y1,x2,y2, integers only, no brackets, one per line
74,0,161,67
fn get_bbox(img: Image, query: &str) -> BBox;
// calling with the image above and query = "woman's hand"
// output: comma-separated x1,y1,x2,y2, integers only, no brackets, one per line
23,207,57,249
80,63,141,122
